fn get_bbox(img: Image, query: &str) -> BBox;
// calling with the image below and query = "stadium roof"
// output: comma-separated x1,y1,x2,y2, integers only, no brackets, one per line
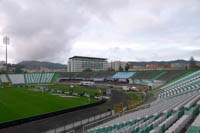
69,56,107,60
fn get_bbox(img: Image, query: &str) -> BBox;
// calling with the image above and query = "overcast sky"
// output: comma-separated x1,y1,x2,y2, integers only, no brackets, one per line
0,0,200,64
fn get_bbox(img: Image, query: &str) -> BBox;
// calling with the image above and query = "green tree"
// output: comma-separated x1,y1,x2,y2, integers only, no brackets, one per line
125,63,130,71
119,65,123,71
189,56,198,69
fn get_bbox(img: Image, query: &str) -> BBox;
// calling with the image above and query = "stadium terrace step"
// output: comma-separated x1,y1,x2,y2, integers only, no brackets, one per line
157,71,187,82
0,74,9,83
132,71,161,80
9,74,25,84
158,70,200,100
165,105,200,133
186,113,200,133
25,73,42,84
87,89,200,133
0,73,55,85
40,73,54,83
161,70,200,90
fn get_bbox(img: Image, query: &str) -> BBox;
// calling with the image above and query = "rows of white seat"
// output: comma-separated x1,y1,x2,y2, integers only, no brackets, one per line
25,73,42,84
159,85,200,100
150,98,200,133
186,106,200,133
113,97,200,133
152,90,199,112
150,109,184,133
161,70,200,91
25,73,54,84
9,74,25,84
146,72,200,133
163,78,200,92
158,76,200,100
0,74,9,82
0,73,54,84
114,114,163,133
165,105,200,133
146,96,200,133
88,90,200,133
40,73,54,83
192,113,200,127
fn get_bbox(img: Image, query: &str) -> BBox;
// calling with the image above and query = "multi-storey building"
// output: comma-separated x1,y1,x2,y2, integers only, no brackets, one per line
67,56,108,72
111,61,128,71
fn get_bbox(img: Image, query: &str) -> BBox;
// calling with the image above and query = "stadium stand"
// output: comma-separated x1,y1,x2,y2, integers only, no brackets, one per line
186,106,200,133
152,71,167,80
132,71,161,80
8,74,25,84
93,71,116,79
75,72,96,79
157,71,187,82
40,73,54,83
59,72,79,79
161,70,200,91
87,91,200,133
112,72,136,79
0,73,55,84
165,105,199,133
25,73,54,84
51,73,60,83
0,74,9,82
25,73,42,84
87,70,200,133
158,70,200,100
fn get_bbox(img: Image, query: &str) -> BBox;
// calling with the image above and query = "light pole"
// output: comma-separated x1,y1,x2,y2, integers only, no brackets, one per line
3,36,9,70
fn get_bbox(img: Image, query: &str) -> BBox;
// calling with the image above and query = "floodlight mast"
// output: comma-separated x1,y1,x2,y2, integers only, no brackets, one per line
3,36,9,69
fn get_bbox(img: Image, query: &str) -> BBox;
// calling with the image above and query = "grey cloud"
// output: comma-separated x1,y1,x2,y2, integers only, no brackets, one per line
0,0,200,63
0,0,89,63
72,46,200,62
190,49,200,58
76,0,130,19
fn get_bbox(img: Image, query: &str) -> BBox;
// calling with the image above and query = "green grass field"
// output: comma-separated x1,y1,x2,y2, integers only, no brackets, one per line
0,87,99,123
48,85,100,95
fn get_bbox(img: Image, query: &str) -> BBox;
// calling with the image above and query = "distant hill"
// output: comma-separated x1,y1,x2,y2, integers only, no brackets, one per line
18,61,67,69
18,59,199,69
129,59,200,67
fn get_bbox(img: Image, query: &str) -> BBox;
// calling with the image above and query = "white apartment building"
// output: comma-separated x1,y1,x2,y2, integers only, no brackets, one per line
111,61,128,71
68,56,108,72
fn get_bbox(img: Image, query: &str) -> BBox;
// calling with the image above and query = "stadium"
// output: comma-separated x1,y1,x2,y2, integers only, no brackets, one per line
0,0,200,133
0,69,200,133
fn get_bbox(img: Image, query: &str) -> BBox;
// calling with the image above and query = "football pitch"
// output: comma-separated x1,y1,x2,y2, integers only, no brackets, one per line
0,87,99,123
